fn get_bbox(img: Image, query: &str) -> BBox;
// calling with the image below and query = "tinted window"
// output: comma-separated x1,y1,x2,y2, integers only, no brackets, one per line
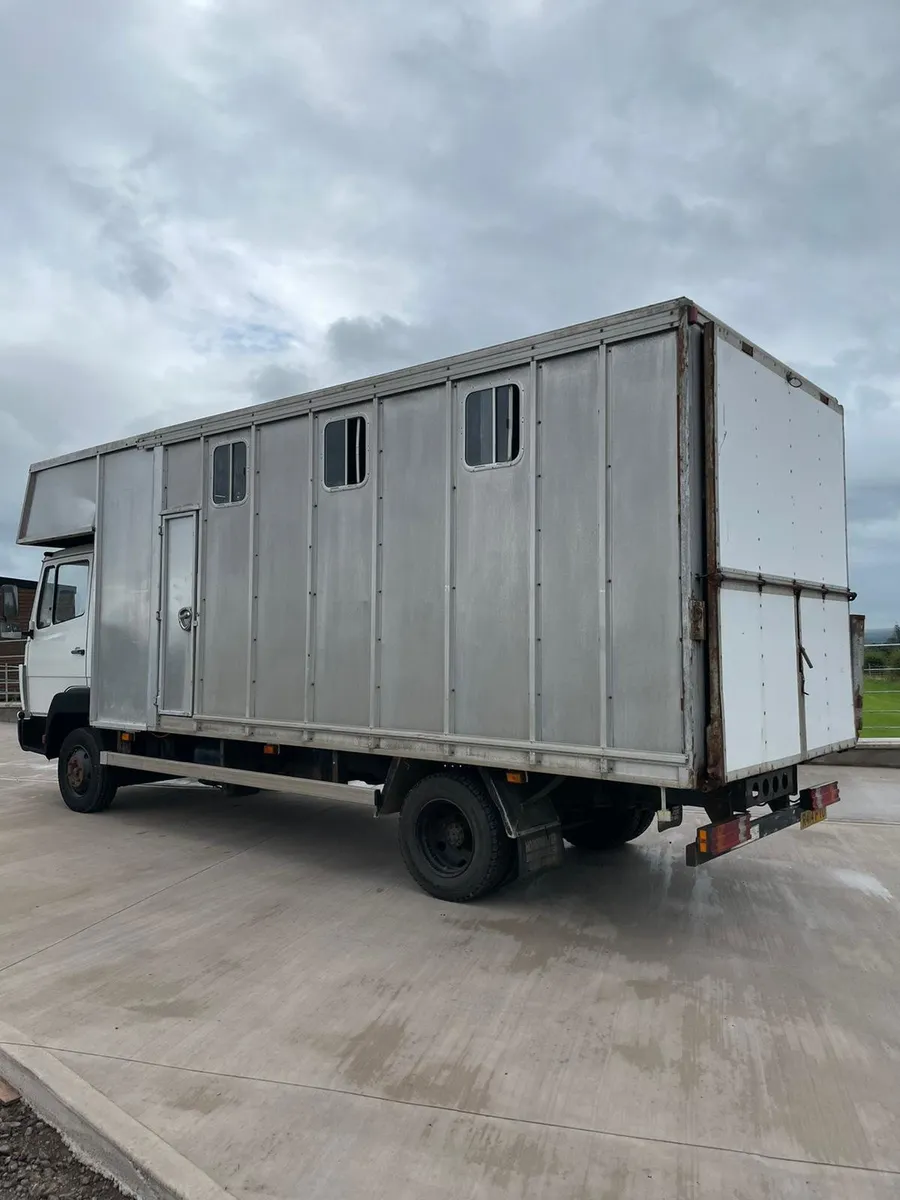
324,416,367,488
495,384,521,463
231,440,247,503
324,419,346,489
464,385,521,467
212,441,248,505
212,444,231,504
465,389,493,467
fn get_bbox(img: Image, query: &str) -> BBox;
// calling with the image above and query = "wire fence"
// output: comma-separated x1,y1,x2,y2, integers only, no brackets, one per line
0,661,21,706
862,642,900,738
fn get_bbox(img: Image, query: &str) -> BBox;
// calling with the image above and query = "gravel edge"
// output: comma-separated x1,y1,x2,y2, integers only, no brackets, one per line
0,1026,237,1200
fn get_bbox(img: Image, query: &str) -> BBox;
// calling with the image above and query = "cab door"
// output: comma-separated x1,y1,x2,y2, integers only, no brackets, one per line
26,556,92,716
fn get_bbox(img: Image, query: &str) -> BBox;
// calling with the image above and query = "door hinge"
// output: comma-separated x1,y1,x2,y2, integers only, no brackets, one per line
689,598,707,641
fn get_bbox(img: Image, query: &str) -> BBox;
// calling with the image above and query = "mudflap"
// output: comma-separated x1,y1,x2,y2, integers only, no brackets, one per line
517,826,566,879
479,769,566,881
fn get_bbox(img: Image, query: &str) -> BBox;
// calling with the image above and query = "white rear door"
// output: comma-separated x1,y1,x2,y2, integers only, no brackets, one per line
708,330,854,780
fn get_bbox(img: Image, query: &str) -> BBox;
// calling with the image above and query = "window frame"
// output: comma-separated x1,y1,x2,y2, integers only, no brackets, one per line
36,567,56,629
321,411,370,492
462,381,524,472
210,438,249,508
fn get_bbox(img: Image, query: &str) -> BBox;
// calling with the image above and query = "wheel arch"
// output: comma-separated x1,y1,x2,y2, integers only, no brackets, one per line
45,688,92,759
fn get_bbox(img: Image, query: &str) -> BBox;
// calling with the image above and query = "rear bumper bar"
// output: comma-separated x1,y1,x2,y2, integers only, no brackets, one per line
686,782,840,866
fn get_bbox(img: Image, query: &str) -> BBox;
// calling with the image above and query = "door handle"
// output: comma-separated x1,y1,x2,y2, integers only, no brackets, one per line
177,607,193,632
71,647,86,656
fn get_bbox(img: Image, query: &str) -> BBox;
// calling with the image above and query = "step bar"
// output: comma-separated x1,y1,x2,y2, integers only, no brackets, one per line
99,752,381,806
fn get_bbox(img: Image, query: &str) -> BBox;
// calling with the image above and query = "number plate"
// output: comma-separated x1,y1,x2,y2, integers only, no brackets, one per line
800,808,827,830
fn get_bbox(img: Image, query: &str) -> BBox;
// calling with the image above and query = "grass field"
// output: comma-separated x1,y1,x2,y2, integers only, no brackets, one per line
861,675,900,738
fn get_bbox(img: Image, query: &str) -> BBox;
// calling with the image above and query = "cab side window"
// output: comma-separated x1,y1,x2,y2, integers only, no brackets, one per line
37,562,90,628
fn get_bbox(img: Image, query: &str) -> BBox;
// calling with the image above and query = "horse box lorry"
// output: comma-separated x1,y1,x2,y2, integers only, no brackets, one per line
12,298,858,900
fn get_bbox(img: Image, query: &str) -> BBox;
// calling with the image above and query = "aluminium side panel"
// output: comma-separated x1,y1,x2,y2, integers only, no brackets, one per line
452,365,531,742
92,447,156,728
535,350,604,747
197,428,252,718
253,416,310,723
379,385,446,734
606,333,683,755
164,440,202,510
311,404,373,728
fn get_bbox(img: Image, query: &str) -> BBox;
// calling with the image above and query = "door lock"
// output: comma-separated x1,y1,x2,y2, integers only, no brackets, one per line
177,607,193,632
71,647,86,656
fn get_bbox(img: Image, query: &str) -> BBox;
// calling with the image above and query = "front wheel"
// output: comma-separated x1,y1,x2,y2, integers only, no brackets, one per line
563,807,654,851
398,773,515,902
58,727,118,814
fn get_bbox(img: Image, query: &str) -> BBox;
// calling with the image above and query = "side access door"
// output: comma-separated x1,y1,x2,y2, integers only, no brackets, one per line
702,325,856,783
158,512,198,716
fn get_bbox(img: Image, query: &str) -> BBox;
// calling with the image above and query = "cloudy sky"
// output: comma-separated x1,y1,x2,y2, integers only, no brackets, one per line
1,0,898,624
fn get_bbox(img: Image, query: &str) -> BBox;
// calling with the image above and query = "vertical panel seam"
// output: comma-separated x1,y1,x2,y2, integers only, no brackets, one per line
443,379,454,742
148,447,165,725
304,415,316,726
88,454,103,726
528,357,539,755
368,397,382,737
601,345,612,753
245,424,259,720
194,435,207,716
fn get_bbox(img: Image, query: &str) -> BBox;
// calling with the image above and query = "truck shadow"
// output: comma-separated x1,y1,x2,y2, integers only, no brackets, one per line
108,781,772,957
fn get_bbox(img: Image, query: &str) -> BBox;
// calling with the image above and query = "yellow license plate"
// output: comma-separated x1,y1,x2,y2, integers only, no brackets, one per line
800,808,827,830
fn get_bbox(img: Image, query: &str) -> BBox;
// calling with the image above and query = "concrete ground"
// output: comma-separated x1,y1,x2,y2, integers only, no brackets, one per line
0,724,898,1199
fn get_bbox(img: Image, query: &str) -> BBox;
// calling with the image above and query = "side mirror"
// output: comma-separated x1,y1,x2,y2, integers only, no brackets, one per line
1,584,17,621
1,584,19,635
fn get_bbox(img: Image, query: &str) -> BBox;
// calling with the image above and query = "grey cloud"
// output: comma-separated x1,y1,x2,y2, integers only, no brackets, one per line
248,362,312,402
848,484,900,524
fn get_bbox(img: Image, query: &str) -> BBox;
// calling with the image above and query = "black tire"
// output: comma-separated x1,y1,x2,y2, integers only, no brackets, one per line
398,773,515,902
564,807,655,851
57,727,118,814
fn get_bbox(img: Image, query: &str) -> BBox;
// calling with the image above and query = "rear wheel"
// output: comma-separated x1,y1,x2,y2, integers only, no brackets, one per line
399,773,515,902
58,727,118,814
563,807,655,851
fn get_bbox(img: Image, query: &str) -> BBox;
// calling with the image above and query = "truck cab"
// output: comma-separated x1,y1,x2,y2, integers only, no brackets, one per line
18,546,94,755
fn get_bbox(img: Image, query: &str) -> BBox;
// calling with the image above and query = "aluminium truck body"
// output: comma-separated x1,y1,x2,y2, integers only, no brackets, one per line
14,297,855,899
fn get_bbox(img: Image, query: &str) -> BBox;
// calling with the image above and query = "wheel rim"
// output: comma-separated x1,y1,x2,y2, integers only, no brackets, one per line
416,798,475,877
66,746,92,795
